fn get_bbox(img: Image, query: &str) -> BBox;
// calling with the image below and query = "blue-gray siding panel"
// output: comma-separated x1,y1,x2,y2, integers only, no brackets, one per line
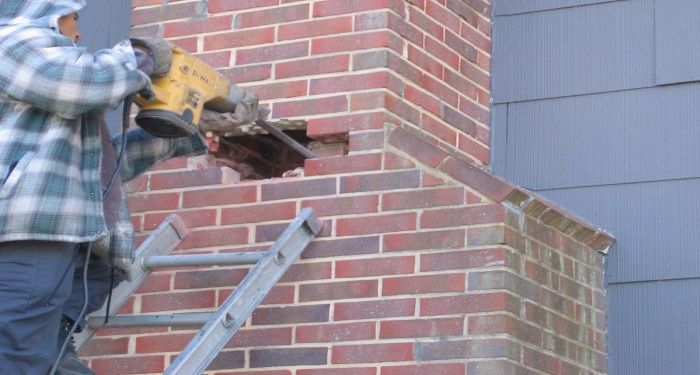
492,0,655,104
655,0,700,85
493,0,616,16
502,83,700,190
79,0,132,135
490,104,508,174
539,181,700,283
608,280,700,375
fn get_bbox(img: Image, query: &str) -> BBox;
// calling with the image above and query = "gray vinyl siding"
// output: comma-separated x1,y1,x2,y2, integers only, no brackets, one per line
79,1,133,134
492,0,700,372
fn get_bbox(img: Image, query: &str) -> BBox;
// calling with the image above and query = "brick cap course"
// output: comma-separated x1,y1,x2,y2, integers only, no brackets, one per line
386,125,615,253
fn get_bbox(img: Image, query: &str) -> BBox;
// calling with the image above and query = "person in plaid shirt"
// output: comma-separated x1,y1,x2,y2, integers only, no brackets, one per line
0,1,212,373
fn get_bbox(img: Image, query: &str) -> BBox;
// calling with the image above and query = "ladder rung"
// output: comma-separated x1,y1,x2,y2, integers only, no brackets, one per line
143,252,263,269
88,313,212,328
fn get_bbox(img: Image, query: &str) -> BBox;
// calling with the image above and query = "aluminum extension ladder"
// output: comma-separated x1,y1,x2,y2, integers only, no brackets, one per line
75,207,322,374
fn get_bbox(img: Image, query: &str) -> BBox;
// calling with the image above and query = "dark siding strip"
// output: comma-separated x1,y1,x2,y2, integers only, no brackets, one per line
493,0,617,16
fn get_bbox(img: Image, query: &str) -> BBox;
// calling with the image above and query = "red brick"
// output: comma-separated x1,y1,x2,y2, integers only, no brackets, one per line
240,80,308,100
461,22,491,52
381,363,466,375
384,273,465,295
272,95,347,118
379,317,463,339
458,96,490,125
176,227,248,249
91,356,165,374
304,153,382,176
408,8,444,42
164,15,232,38
255,219,332,242
335,298,415,320
421,204,505,228
279,16,353,40
193,50,232,68
136,273,171,293
203,27,275,51
422,74,459,107
136,332,194,353
281,261,333,282
383,152,416,170
207,350,246,370
303,236,380,259
420,292,519,316
425,36,460,70
300,279,378,301
237,41,309,65
250,347,327,367
425,1,461,33
337,212,417,236
222,63,272,84
404,84,442,116
383,187,464,210
150,167,238,190
349,130,385,152
144,208,216,230
127,192,180,213
438,157,515,202
336,256,415,278
340,170,421,193
312,31,401,55
332,342,413,364
296,322,376,343
387,126,450,167
445,29,478,64
208,0,277,13
307,112,387,139
460,60,490,90
298,368,376,375
351,91,387,111
182,185,257,208
141,290,216,313
226,327,293,348
174,267,249,289
80,337,129,356
171,37,198,53
310,71,389,94
301,195,379,217
261,178,336,200
384,229,465,252
422,114,458,146
276,55,350,79
236,4,309,29
132,2,199,25
221,201,297,225
469,314,542,346
313,0,404,17
252,305,330,325
458,133,489,164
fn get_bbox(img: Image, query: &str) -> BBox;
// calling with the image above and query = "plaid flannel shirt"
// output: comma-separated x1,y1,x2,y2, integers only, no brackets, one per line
0,0,206,276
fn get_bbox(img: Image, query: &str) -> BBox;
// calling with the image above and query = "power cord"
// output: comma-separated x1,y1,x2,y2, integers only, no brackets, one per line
49,94,134,375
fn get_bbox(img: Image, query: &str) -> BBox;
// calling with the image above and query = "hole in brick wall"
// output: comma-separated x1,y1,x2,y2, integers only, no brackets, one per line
211,129,313,180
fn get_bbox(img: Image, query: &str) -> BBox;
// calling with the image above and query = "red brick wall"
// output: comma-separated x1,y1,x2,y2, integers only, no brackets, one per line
80,1,613,374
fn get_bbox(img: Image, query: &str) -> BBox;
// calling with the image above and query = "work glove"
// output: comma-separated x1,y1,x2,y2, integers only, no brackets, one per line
133,47,154,76
200,92,270,135
130,37,173,76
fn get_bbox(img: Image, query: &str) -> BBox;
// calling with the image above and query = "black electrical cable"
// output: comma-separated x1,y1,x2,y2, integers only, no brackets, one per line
49,94,134,375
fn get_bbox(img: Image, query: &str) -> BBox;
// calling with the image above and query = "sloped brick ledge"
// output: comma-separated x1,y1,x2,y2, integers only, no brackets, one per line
386,124,614,253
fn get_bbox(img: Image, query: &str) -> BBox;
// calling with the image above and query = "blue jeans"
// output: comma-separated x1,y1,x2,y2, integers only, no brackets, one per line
0,241,123,374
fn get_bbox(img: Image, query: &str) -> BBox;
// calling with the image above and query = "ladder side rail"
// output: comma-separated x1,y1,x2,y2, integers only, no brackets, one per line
74,214,189,350
164,208,321,375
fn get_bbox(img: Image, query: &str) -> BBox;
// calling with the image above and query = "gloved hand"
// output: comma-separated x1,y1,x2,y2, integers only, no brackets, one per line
133,47,154,76
199,92,269,134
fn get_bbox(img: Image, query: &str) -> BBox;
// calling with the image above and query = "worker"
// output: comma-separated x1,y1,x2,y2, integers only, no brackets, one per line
0,1,230,373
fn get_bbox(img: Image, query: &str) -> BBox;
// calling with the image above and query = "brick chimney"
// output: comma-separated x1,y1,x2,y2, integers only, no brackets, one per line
81,1,614,374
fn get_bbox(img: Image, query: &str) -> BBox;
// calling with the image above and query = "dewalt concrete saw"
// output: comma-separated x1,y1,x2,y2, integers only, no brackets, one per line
131,38,253,138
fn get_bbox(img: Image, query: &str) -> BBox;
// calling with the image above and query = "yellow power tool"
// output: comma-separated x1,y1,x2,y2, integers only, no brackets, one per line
131,38,246,138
